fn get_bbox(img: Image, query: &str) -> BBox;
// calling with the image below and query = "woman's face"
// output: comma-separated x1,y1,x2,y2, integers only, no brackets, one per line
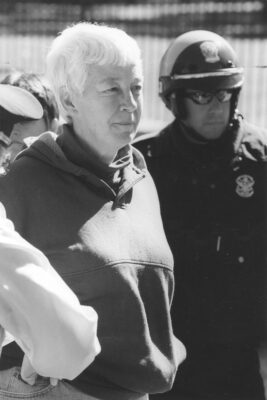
69,63,143,163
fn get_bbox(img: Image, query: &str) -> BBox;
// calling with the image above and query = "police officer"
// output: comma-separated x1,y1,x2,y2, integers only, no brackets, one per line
135,30,267,400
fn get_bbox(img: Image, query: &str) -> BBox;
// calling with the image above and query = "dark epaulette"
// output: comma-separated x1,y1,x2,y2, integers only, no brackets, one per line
133,131,160,158
133,125,171,159
236,120,267,162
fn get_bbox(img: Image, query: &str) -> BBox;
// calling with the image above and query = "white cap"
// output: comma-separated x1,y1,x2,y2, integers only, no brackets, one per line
0,84,43,119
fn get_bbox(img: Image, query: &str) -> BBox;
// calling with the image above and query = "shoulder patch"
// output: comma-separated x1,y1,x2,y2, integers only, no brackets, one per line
235,174,255,198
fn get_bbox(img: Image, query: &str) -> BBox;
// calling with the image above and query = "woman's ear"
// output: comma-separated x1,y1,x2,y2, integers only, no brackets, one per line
59,87,76,115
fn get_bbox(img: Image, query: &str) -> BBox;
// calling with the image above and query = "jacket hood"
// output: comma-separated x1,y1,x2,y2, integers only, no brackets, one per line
16,125,147,204
16,125,147,185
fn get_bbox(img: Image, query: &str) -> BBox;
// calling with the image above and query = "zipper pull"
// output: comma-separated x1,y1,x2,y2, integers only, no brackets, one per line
216,236,221,252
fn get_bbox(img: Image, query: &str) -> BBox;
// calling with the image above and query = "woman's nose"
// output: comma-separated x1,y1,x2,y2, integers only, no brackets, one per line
120,91,137,112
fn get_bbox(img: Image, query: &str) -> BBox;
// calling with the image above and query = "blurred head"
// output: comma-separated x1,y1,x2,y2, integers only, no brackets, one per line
1,72,59,162
0,84,43,168
46,22,143,163
159,30,244,140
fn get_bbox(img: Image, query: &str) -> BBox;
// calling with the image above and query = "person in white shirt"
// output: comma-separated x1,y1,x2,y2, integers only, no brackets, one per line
0,201,100,385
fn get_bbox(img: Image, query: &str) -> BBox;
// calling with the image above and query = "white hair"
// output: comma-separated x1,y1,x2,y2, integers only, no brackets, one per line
46,22,143,118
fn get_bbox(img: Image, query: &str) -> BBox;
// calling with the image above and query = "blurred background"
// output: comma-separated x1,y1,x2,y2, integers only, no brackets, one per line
0,0,266,130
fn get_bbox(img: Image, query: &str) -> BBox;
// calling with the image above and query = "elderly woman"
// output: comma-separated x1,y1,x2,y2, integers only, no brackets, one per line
0,22,185,400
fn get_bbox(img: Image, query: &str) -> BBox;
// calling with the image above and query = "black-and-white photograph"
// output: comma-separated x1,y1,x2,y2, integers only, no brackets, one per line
0,1,266,399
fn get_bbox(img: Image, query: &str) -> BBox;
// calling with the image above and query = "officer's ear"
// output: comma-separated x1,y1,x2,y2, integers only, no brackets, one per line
169,92,187,120
169,93,178,116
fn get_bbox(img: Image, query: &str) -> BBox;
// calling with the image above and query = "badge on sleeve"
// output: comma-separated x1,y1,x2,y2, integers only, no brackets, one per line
235,174,255,198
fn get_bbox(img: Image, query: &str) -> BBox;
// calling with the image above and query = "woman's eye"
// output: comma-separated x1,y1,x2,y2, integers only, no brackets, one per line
132,85,142,94
102,86,118,94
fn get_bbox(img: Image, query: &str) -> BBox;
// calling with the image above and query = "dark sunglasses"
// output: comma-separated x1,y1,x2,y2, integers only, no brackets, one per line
184,89,233,105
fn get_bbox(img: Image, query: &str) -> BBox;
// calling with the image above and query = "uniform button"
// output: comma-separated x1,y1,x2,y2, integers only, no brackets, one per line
238,256,245,263
210,183,216,189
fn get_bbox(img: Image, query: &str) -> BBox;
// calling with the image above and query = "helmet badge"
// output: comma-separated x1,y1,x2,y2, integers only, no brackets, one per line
235,174,255,198
200,41,220,63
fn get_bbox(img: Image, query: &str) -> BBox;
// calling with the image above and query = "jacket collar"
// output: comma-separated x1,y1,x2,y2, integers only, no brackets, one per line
56,124,147,199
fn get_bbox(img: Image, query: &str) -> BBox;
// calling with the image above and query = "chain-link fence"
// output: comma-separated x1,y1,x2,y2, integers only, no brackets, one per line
0,0,266,129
